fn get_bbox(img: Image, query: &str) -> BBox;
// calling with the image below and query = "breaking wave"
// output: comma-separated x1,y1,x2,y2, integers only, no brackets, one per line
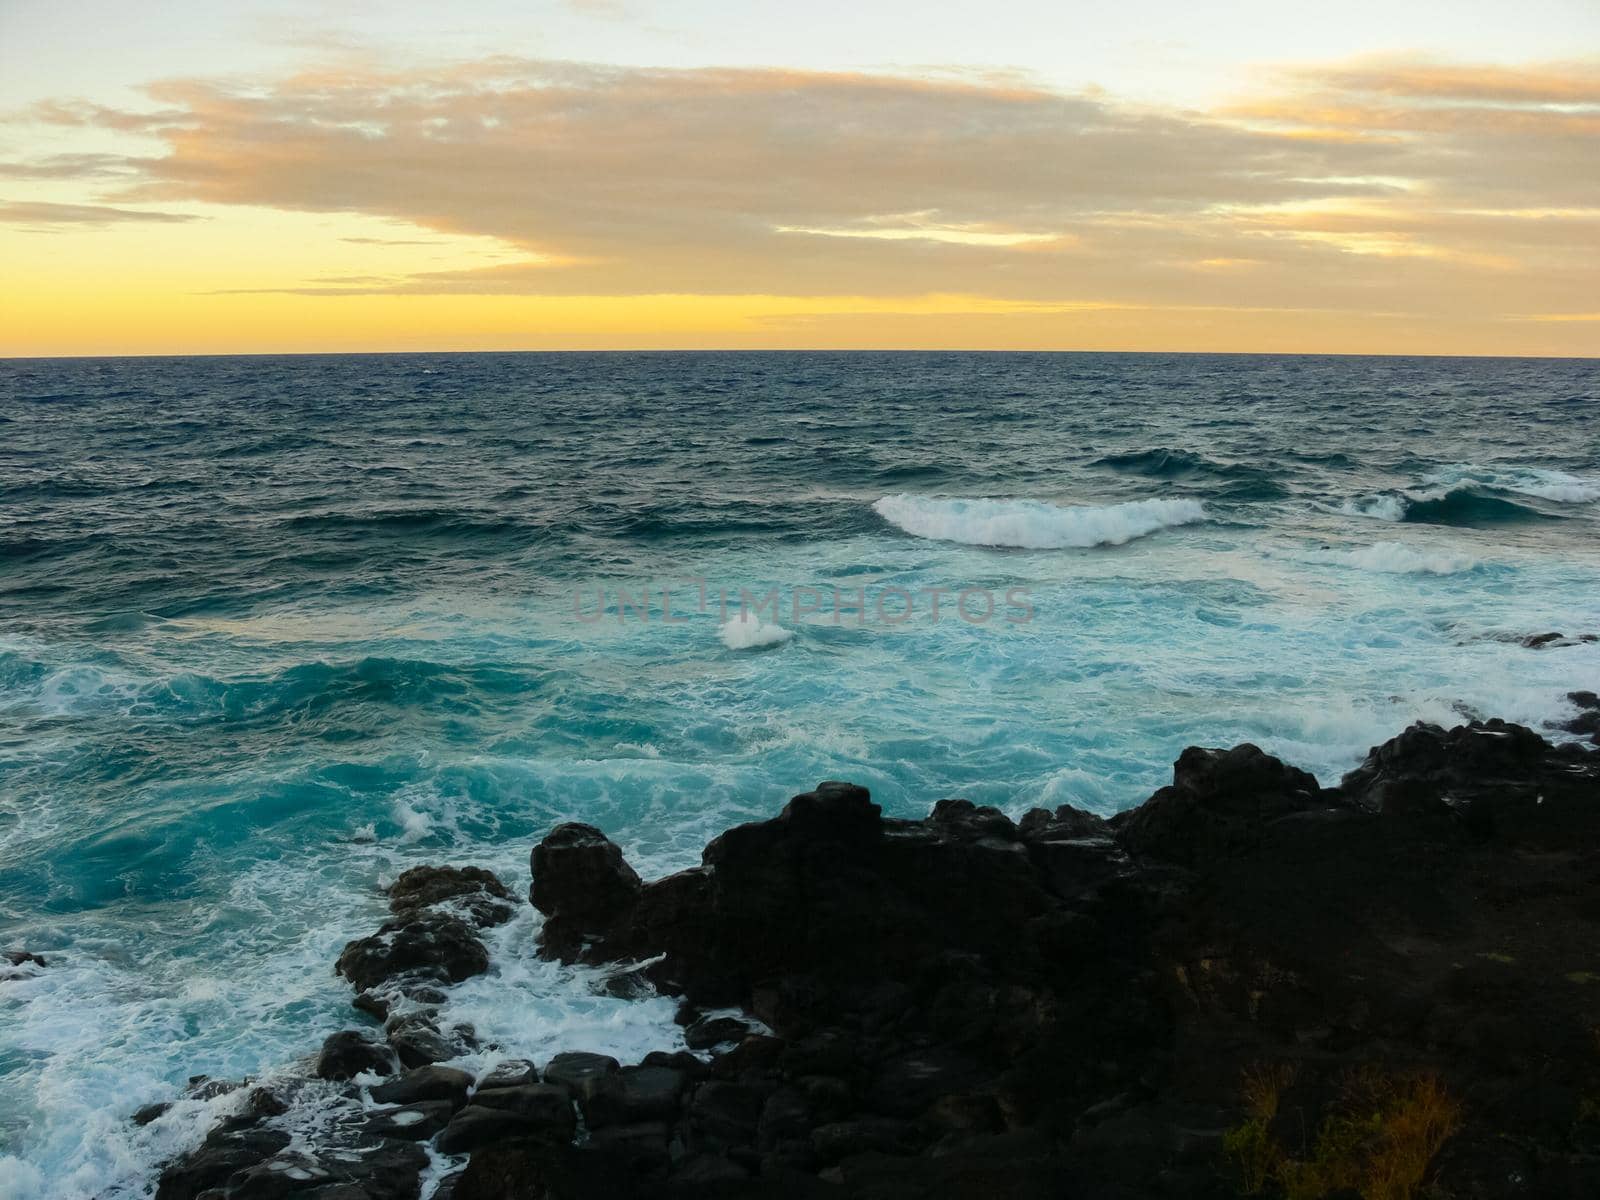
1341,465,1598,527
718,617,794,650
872,495,1208,549
1315,541,1482,575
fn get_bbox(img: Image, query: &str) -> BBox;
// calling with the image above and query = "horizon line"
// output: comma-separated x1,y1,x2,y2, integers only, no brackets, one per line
4,347,1597,363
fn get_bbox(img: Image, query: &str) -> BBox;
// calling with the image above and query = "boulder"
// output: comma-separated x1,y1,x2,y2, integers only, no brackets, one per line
466,1083,576,1133
387,865,516,929
364,1099,455,1141
581,1065,688,1128
384,1012,464,1069
529,823,642,959
314,1030,397,1081
153,1128,290,1200
369,1064,473,1110
438,1103,572,1156
683,1014,751,1051
541,1051,620,1102
335,911,489,992
475,1059,538,1091
1112,743,1324,864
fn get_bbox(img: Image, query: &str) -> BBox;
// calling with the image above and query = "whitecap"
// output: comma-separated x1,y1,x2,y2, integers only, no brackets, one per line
1339,494,1408,522
718,617,794,650
872,494,1207,549
1322,541,1480,575
1422,463,1600,504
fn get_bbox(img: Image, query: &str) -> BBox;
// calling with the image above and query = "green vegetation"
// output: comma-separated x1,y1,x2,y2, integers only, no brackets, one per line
1224,1065,1460,1200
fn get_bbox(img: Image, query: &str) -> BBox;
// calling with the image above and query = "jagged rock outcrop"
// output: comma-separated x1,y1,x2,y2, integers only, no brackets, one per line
150,717,1600,1199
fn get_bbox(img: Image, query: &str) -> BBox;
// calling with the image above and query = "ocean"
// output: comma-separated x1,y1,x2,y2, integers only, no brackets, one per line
2,350,1598,1196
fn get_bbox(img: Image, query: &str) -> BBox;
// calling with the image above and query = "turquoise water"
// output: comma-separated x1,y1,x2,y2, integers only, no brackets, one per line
2,351,1598,1196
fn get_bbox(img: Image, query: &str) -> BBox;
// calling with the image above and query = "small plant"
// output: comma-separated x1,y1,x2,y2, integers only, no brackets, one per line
1223,1063,1295,1194
1224,1064,1460,1200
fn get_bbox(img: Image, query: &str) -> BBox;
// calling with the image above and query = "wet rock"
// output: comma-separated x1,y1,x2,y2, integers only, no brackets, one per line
451,1141,637,1200
387,865,516,929
582,1065,687,1128
585,1120,673,1172
529,823,642,959
541,1051,620,1102
313,1136,430,1200
364,1100,455,1141
672,1153,751,1185
132,1100,172,1126
4,949,47,969
437,1102,573,1156
686,1080,768,1145
1340,718,1597,839
154,1128,291,1200
384,1012,464,1069
466,1083,576,1134
221,1151,334,1198
683,1014,750,1051
1018,802,1108,841
369,1064,473,1110
335,911,490,992
474,1059,538,1091
1112,743,1323,864
315,1030,397,1081
929,798,1018,841
810,1117,922,1163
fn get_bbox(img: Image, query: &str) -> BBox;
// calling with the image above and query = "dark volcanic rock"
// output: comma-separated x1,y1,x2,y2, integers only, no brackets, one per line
315,1030,397,1081
541,779,1066,1013
369,1064,473,1109
475,1058,538,1090
451,1140,641,1200
1111,742,1324,864
154,1128,291,1200
582,1065,688,1128
683,1014,751,1050
1341,718,1596,838
335,910,490,992
438,1101,574,1155
529,822,642,959
153,713,1600,1200
466,1083,575,1129
365,1099,455,1141
388,864,516,928
384,1012,467,1069
541,1051,620,1101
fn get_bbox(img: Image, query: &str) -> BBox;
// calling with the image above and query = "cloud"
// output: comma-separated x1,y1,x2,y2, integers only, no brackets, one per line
7,56,1597,321
0,199,200,228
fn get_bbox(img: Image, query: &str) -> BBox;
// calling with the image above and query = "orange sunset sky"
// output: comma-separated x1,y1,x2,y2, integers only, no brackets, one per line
1,0,1597,357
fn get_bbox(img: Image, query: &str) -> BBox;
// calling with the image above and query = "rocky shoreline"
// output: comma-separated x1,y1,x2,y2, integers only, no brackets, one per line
144,696,1600,1200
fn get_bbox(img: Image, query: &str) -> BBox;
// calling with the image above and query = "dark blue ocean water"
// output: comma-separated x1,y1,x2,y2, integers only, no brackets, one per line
2,351,1598,1195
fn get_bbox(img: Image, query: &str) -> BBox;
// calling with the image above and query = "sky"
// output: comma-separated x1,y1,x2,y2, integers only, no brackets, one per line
1,0,1597,356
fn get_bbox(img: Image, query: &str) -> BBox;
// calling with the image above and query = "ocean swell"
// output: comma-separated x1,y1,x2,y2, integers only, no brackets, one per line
1341,464,1598,527
872,494,1207,549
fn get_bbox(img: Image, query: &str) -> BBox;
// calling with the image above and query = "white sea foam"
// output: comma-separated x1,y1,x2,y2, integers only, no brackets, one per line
1342,465,1600,523
391,797,435,845
1323,541,1480,575
872,494,1207,549
1339,494,1409,522
718,617,794,650
1423,464,1600,504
